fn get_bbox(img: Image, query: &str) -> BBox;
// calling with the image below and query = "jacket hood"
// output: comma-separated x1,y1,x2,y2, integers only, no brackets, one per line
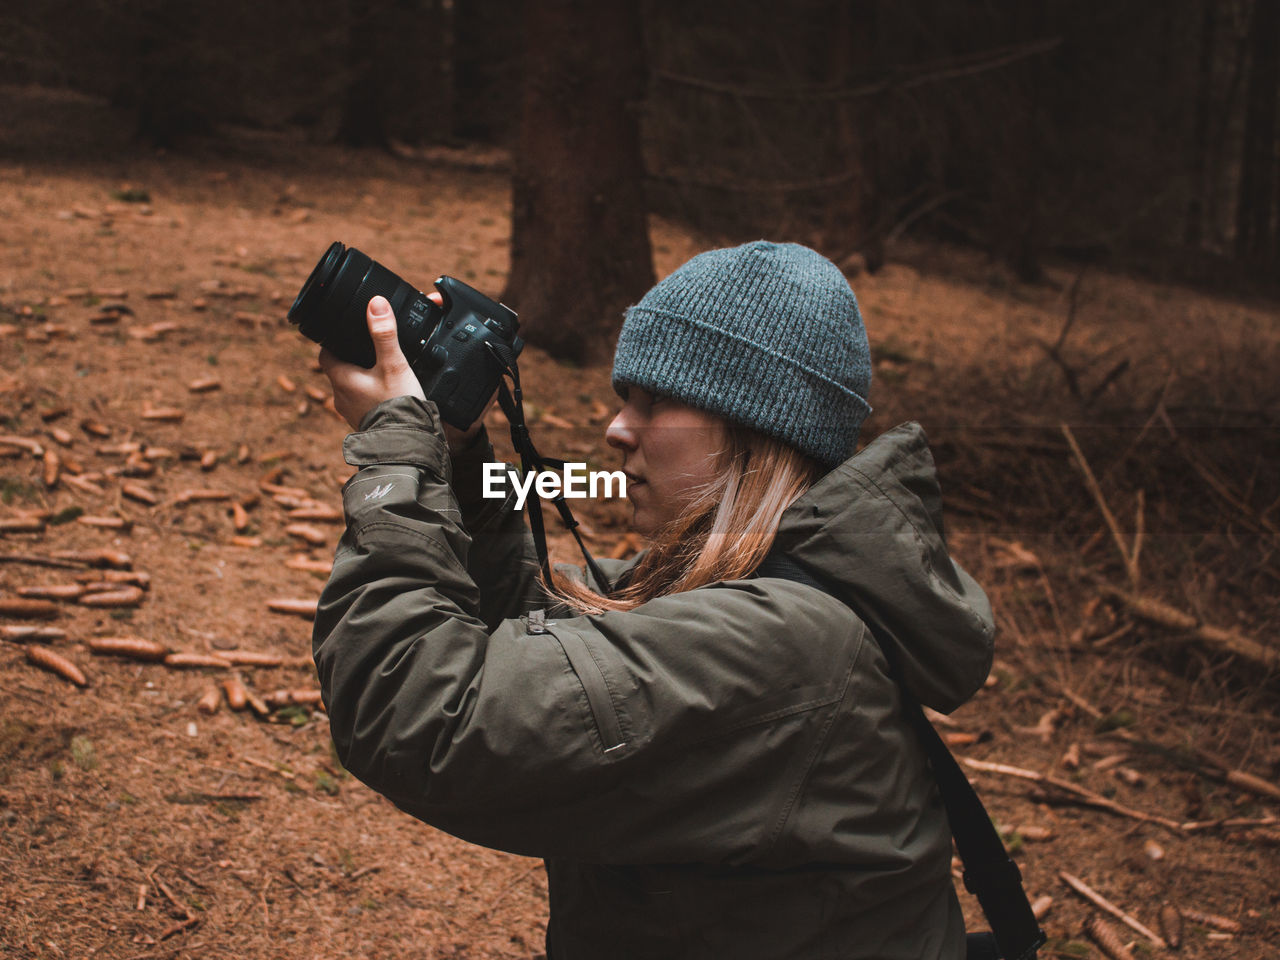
771,421,994,713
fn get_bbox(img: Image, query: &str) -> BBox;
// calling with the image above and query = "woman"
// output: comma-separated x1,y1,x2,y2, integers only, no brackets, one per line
315,241,994,959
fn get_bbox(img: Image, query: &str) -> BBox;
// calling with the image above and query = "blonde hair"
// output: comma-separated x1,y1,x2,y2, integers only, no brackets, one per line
549,423,821,614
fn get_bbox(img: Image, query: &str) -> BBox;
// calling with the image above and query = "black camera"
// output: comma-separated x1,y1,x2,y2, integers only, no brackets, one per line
288,241,522,429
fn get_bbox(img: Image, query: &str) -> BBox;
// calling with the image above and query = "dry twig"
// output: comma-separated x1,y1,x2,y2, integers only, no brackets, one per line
1060,871,1165,947
1097,582,1278,671
961,757,1182,831
1061,423,1136,584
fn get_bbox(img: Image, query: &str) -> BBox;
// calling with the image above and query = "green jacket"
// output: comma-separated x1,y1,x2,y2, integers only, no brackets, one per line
313,396,995,959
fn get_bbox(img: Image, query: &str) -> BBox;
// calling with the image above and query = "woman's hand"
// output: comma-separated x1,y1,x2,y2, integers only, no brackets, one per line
319,295,425,429
318,293,495,451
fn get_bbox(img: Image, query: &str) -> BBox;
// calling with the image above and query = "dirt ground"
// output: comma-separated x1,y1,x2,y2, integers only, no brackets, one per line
1,86,1278,959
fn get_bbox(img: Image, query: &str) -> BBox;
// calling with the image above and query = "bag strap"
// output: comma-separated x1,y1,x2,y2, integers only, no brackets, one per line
754,552,1045,960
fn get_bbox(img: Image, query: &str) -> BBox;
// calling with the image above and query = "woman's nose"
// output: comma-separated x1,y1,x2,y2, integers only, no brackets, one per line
605,409,637,451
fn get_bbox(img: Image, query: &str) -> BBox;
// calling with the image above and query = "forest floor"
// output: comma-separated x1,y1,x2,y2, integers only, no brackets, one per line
1,86,1278,959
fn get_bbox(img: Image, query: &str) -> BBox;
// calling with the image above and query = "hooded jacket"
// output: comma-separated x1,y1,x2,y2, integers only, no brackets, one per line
313,396,995,960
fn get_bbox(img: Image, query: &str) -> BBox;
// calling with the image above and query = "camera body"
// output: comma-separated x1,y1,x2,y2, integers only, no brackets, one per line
288,242,522,429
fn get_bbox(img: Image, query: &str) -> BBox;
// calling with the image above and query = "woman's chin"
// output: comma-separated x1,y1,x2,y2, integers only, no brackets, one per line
629,503,658,539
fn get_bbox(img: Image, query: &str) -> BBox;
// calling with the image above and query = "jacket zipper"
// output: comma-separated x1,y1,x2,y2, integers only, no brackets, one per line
545,624,627,753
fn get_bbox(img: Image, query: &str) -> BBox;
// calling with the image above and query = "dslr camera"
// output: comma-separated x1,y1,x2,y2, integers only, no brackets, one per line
288,241,522,429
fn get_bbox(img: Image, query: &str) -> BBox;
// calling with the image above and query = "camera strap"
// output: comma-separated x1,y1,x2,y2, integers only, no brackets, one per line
485,342,613,595
753,551,1046,960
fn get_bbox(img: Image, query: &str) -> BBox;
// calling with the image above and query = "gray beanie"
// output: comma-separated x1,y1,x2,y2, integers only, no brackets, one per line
612,241,872,467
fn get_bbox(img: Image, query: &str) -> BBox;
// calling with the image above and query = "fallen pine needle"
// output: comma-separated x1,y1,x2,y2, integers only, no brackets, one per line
0,552,87,570
285,554,332,574
0,625,67,642
284,523,327,546
1159,904,1182,948
53,548,132,568
76,515,131,530
1059,871,1165,947
157,916,199,941
0,518,46,534
1030,895,1053,921
260,481,309,499
221,650,284,667
79,586,145,608
42,450,60,488
223,676,248,710
242,755,294,779
244,687,270,716
164,652,232,669
1180,908,1242,933
74,569,150,589
0,598,60,619
264,688,323,708
18,584,86,600
1223,769,1280,803
62,473,106,496
174,489,231,505
286,506,343,522
0,434,44,455
197,686,222,715
25,645,88,687
86,636,168,661
267,598,318,619
1180,815,1278,832
122,482,158,505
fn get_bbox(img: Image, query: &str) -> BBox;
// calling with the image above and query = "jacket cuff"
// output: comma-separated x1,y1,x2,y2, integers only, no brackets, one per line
343,396,450,480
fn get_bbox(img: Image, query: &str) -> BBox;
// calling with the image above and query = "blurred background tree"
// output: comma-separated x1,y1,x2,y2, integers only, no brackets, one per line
1,0,1276,357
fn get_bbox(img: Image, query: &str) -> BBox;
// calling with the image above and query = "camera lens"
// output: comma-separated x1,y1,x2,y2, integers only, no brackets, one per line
288,242,434,369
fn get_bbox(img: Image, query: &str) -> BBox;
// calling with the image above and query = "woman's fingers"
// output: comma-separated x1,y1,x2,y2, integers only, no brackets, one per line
367,296,411,377
315,297,425,429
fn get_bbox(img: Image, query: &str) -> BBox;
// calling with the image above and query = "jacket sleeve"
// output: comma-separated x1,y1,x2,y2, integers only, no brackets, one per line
313,396,864,865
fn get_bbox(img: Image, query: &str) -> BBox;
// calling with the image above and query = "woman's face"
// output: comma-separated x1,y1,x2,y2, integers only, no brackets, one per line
605,388,727,537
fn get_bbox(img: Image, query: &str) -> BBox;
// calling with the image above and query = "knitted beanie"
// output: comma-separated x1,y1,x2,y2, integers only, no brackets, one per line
612,241,872,466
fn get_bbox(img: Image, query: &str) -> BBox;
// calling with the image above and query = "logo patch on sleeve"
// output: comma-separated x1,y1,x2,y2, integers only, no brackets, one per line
363,482,395,502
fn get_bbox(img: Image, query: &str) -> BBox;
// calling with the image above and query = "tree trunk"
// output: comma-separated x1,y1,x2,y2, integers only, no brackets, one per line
991,4,1046,284
1185,0,1216,248
1236,0,1278,261
336,0,391,149
451,0,520,143
827,0,879,267
504,0,654,365
129,1,211,147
